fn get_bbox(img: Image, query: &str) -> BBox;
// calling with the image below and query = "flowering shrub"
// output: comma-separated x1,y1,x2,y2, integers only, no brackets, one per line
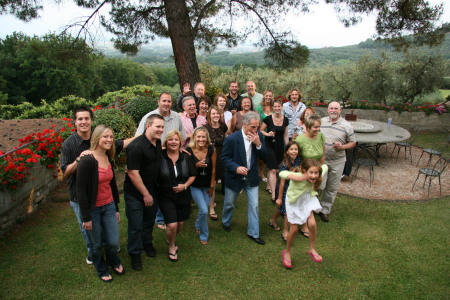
274,95,289,103
0,120,75,191
0,148,41,190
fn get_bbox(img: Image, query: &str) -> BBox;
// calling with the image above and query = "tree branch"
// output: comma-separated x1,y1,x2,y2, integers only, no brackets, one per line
230,0,281,49
192,0,217,38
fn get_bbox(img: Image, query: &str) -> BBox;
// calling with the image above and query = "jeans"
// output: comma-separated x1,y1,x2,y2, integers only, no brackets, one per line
222,185,260,238
190,186,210,242
125,192,157,255
86,202,121,277
70,200,92,257
155,207,165,224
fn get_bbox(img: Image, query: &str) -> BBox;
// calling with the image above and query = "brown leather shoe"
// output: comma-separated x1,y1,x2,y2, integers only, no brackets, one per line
319,212,329,222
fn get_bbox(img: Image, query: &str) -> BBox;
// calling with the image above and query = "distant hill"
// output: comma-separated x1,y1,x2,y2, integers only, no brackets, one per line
102,33,450,67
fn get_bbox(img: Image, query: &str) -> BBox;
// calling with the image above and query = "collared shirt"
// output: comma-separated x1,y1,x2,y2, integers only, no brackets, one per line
321,116,356,166
135,109,186,141
241,92,263,108
283,101,306,138
241,129,262,169
60,131,124,201
227,94,243,111
124,134,162,198
241,129,252,169
179,111,207,145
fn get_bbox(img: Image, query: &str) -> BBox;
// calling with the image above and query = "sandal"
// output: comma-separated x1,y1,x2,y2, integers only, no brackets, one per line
307,250,323,263
268,221,281,231
265,187,272,194
281,250,292,269
113,265,125,275
209,213,218,221
100,274,113,283
300,230,310,238
168,251,178,262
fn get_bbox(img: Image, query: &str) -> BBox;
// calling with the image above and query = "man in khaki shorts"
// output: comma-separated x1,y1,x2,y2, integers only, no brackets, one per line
320,101,356,222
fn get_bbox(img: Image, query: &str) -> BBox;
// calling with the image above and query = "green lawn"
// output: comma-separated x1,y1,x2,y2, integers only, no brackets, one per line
0,185,449,299
439,89,450,99
415,131,449,157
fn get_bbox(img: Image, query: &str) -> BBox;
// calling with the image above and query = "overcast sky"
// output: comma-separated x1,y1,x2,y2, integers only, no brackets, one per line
0,1,448,49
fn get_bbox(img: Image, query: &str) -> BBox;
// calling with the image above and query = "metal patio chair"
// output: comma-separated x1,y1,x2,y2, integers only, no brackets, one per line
412,156,448,196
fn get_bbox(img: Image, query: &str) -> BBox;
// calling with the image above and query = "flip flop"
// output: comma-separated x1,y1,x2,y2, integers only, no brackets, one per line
300,230,310,238
168,252,178,262
281,250,292,269
265,187,272,194
307,250,323,263
268,221,281,231
209,213,218,221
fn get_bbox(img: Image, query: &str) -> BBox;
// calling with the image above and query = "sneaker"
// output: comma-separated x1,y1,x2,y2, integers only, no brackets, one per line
86,256,93,265
130,254,142,271
144,243,156,257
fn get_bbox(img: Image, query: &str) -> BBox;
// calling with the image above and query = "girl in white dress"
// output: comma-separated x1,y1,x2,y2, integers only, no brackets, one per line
279,159,324,269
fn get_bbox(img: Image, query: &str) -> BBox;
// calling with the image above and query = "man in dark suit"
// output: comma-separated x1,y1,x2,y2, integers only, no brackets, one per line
221,111,267,245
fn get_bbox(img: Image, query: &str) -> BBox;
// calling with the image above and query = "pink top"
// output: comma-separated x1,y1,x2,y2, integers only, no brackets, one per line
179,111,207,146
96,164,113,207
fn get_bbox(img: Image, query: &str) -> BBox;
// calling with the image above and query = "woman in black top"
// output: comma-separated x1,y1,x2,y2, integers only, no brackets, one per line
158,130,196,262
260,99,289,201
186,127,216,245
203,105,227,221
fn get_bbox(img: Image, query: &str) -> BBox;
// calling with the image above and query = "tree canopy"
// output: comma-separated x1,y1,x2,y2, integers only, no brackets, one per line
0,32,156,104
1,0,448,90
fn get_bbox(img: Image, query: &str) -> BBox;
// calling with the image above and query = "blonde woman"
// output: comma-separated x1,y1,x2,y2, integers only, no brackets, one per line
186,127,217,245
158,130,196,261
76,125,124,282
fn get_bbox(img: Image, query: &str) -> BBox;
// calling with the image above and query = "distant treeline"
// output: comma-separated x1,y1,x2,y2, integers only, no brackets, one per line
110,33,450,68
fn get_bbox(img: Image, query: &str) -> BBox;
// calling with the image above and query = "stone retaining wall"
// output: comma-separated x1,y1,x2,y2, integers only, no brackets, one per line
314,108,449,132
0,164,58,236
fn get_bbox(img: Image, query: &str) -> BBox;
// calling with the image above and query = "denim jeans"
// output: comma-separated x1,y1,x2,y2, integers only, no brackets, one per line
86,202,121,277
190,186,210,242
155,207,165,224
222,185,260,238
125,192,157,255
70,200,92,257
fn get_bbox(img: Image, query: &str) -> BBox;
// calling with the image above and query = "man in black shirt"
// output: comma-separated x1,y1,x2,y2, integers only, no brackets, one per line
60,105,134,265
227,81,242,113
124,114,164,271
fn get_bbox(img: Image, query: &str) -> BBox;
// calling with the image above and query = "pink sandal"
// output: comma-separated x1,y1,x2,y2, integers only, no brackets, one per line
307,250,323,263
281,250,292,269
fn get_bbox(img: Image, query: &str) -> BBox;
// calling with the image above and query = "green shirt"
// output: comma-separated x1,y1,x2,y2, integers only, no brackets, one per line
294,132,325,162
279,166,328,203
279,171,318,203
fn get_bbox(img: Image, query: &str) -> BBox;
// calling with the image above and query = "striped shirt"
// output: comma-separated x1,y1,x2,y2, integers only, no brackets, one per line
321,116,356,166
135,109,186,141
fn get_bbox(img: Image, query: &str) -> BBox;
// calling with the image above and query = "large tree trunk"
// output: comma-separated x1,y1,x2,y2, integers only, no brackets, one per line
164,0,200,92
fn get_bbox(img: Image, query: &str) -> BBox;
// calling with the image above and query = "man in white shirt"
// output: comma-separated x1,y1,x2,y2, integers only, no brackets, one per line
136,93,186,141
241,81,263,108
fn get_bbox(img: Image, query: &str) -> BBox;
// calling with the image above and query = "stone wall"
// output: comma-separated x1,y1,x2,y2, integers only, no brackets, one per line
314,108,449,132
0,164,58,236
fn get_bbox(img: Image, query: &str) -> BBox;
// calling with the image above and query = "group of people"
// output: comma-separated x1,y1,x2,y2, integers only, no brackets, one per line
59,80,356,282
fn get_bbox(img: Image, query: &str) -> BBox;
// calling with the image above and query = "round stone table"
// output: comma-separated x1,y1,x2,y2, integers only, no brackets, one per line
348,119,411,143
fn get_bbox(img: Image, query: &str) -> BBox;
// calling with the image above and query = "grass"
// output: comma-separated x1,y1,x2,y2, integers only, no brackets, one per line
415,131,449,157
439,89,450,99
0,183,449,299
